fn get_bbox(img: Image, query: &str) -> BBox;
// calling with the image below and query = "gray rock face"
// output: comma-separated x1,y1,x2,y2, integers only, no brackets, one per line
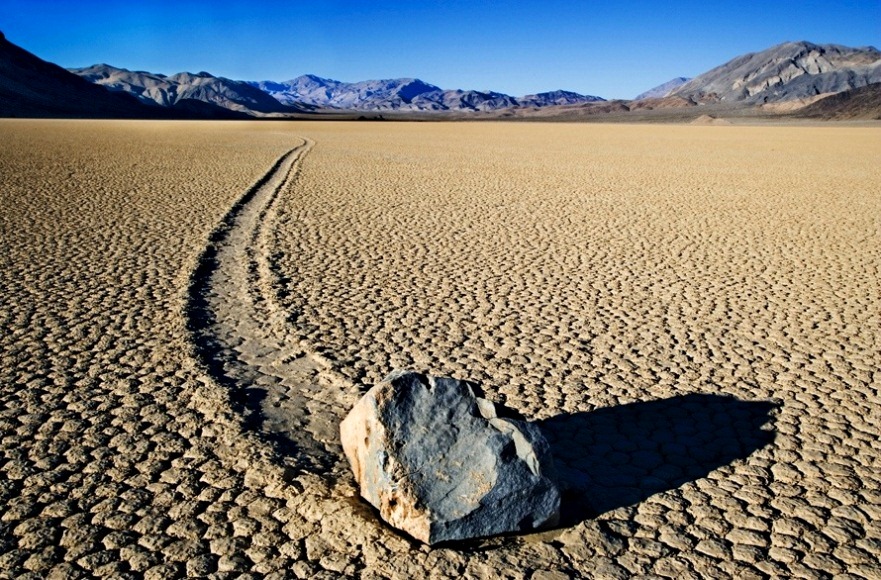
340,370,560,544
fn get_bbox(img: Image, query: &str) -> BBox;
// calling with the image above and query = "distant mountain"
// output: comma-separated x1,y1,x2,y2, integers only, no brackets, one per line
414,89,521,112
249,75,603,112
249,75,337,107
250,75,444,110
0,31,163,118
672,41,881,103
503,100,630,119
518,90,605,107
634,77,690,100
71,64,309,115
795,82,881,120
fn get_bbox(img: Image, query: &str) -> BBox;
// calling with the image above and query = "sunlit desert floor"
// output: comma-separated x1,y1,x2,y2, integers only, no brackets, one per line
1,119,879,579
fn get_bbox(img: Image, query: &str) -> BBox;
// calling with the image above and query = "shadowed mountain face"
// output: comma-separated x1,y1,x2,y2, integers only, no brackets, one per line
673,41,881,103
0,31,161,118
249,75,604,112
795,82,881,120
540,393,777,524
71,64,309,115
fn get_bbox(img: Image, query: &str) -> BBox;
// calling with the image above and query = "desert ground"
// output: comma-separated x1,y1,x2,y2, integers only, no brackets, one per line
1,119,879,579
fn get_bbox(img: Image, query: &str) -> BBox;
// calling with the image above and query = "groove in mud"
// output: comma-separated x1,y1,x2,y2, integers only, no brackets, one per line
186,149,297,389
185,139,344,474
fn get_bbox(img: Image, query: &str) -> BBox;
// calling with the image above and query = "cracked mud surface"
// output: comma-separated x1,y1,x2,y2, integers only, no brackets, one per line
1,119,880,578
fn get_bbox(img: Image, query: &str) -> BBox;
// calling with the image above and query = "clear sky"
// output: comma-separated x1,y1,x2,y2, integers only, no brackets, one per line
1,0,878,99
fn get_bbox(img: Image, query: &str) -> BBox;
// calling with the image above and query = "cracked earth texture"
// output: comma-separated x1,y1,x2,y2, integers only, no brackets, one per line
1,119,879,579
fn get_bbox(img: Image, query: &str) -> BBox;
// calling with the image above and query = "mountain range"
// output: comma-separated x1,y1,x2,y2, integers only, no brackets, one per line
70,39,879,116
1,31,879,120
248,75,604,112
70,40,881,116
0,31,260,120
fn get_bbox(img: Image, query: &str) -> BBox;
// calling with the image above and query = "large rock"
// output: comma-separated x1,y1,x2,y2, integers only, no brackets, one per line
340,370,560,544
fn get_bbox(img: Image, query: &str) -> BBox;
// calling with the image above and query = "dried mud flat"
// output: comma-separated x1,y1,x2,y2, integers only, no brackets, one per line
1,119,880,579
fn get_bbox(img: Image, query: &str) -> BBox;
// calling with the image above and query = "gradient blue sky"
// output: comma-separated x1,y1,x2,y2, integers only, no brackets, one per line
1,1,878,99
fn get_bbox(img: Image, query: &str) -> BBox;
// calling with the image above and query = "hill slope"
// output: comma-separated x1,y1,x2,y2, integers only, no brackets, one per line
635,77,691,100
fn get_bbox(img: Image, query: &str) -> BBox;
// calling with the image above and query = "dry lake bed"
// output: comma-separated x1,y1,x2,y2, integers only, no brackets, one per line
1,119,879,578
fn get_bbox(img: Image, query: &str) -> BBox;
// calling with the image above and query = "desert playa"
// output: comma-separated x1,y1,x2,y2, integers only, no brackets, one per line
1,119,879,578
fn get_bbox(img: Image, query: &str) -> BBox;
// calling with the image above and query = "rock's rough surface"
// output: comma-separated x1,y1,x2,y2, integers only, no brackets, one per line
340,370,560,544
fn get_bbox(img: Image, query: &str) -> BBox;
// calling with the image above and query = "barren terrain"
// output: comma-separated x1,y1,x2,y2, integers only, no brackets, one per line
1,120,880,579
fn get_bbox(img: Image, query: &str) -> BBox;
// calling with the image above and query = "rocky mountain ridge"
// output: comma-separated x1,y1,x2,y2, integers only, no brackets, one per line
672,41,881,103
70,64,308,115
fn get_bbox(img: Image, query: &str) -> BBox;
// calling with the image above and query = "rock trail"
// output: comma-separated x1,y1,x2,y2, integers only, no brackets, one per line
186,137,354,477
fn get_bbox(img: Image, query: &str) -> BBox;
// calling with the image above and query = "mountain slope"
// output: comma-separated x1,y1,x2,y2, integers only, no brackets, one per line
0,31,163,118
72,64,308,115
673,41,881,103
635,77,691,100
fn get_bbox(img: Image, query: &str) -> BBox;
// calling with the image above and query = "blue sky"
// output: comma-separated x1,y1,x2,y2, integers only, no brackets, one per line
1,1,878,99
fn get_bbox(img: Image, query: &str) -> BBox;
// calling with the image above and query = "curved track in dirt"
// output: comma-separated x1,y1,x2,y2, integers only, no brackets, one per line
185,138,355,477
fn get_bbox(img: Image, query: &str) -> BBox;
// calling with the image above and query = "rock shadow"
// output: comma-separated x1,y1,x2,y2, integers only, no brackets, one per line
539,393,777,526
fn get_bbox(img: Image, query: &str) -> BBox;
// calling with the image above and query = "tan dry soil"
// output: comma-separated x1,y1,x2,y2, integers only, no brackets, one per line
1,119,880,579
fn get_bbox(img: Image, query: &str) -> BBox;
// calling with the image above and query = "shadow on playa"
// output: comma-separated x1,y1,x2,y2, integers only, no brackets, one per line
539,393,778,526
